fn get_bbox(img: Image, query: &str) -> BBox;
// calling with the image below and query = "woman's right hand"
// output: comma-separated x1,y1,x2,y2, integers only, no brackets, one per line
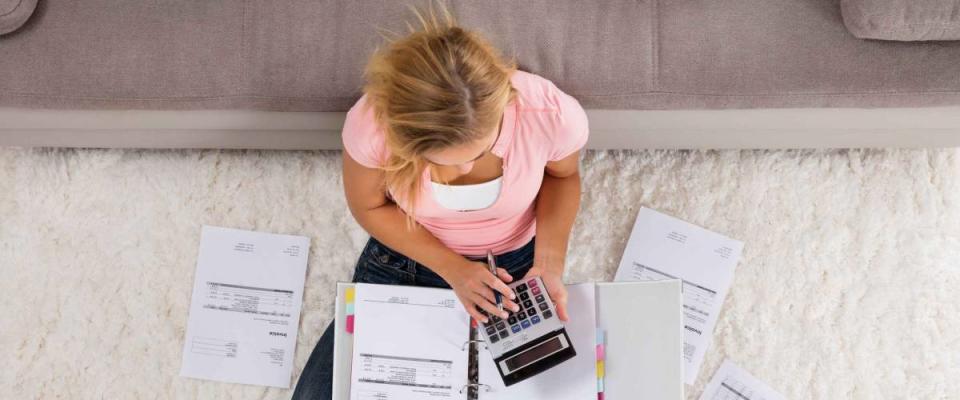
443,260,520,323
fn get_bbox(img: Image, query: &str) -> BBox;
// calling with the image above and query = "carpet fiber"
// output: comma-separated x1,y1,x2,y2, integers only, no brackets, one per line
1,148,958,399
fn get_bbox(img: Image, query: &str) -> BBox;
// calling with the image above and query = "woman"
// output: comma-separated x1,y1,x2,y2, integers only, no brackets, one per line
292,7,588,399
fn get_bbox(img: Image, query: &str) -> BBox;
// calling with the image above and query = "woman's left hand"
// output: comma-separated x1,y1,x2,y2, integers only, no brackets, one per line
522,266,569,321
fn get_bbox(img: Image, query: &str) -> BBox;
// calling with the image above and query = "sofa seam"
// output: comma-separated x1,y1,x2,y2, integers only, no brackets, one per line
239,0,247,98
651,0,660,92
0,0,25,18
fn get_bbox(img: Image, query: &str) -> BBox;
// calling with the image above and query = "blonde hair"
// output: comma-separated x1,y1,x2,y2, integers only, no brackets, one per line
362,2,517,222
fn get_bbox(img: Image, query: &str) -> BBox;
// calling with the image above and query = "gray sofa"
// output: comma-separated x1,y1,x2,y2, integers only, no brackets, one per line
1,0,960,149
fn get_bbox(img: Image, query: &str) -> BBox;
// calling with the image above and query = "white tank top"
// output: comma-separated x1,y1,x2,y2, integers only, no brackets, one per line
430,176,503,211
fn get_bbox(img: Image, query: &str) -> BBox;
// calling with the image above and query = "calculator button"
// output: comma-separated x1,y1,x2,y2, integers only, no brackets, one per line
535,294,545,303
491,315,502,323
489,334,500,344
530,315,541,325
542,310,553,319
528,279,538,287
507,315,517,325
517,311,527,320
527,306,537,316
499,330,510,339
520,320,531,329
532,286,542,295
523,300,533,308
517,284,528,292
519,292,530,301
495,321,506,331
538,302,549,311
485,326,496,335
511,324,521,333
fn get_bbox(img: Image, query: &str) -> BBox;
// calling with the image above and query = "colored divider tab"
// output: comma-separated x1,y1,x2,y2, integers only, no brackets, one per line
596,328,605,399
345,287,356,334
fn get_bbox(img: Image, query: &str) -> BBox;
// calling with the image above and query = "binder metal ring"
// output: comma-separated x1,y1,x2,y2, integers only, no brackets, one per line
459,383,491,394
461,339,487,351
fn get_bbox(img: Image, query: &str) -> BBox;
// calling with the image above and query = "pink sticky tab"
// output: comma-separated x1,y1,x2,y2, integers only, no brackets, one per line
596,344,605,360
346,315,355,334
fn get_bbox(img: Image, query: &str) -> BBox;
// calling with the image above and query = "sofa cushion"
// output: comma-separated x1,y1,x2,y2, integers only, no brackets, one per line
2,0,960,111
0,0,38,35
841,0,960,41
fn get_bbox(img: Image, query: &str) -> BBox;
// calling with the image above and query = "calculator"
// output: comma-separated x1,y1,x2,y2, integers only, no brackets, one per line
478,276,576,386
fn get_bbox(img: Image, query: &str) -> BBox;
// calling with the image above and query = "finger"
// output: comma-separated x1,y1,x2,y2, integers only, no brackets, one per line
462,299,488,323
496,268,514,283
485,274,516,301
550,288,569,321
556,301,569,322
473,286,511,318
472,293,509,319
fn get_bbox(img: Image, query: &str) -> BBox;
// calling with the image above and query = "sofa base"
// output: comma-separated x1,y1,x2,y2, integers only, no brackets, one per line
2,107,959,150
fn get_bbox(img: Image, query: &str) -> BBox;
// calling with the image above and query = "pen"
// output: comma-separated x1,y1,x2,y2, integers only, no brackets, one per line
486,250,504,312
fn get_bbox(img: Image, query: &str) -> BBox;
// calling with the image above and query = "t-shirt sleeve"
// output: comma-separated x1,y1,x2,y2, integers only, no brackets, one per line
341,95,388,169
546,86,590,162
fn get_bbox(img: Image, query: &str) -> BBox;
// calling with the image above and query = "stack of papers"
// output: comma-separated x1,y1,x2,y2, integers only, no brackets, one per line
614,208,743,384
179,226,310,388
699,360,786,400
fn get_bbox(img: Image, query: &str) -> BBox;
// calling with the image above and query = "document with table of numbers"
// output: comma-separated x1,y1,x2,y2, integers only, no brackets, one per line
699,360,785,400
614,207,744,385
179,225,310,388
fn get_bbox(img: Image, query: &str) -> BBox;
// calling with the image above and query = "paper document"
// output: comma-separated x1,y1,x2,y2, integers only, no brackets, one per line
179,226,310,388
699,360,785,400
351,283,471,400
614,207,743,384
478,283,597,400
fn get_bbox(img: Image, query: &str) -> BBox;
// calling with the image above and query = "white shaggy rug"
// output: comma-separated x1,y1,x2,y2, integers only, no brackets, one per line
1,147,958,399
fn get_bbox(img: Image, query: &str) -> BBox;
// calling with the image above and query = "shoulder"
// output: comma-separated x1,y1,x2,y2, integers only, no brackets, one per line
342,94,388,168
510,71,590,161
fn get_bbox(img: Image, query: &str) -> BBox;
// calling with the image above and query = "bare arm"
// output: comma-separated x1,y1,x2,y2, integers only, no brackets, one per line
525,150,582,321
342,152,518,321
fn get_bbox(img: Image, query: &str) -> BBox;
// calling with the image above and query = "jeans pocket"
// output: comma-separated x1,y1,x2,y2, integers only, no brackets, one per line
354,240,416,285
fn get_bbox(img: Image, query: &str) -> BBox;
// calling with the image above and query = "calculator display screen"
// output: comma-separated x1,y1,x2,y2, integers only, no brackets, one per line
505,337,563,371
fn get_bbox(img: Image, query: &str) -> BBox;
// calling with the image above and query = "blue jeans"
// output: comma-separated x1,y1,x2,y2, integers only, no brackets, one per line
290,236,536,400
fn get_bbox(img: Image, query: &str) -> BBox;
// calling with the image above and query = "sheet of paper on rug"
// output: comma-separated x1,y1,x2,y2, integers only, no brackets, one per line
698,360,785,400
350,283,471,400
614,207,744,385
478,283,597,400
179,226,310,388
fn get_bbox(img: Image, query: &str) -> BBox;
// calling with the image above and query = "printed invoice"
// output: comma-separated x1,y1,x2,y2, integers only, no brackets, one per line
179,226,310,388
614,208,743,385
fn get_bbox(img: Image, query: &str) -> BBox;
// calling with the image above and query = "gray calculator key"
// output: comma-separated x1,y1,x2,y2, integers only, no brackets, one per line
489,334,500,343
538,302,549,311
535,294,545,303
495,321,506,331
543,310,553,319
499,330,510,339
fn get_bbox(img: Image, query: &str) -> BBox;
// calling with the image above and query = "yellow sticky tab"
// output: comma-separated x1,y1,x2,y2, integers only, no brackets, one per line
345,287,355,303
596,360,605,378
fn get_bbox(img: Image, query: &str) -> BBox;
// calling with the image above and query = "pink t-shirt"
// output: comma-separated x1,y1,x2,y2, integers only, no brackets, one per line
342,70,589,256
